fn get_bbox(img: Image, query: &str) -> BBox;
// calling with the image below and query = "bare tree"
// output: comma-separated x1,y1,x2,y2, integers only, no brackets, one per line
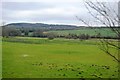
77,0,120,62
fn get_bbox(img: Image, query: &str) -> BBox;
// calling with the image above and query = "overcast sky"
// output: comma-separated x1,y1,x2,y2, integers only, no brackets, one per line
1,0,119,26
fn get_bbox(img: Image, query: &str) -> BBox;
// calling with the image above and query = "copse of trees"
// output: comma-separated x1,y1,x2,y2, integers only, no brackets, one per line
47,33,55,40
8,29,21,36
78,34,90,40
32,30,44,37
2,26,21,37
65,33,78,39
65,33,90,40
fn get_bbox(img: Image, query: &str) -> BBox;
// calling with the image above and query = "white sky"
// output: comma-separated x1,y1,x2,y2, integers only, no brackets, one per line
1,0,119,26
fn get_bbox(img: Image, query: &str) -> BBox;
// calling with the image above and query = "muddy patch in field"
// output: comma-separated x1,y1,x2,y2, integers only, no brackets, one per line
22,54,29,57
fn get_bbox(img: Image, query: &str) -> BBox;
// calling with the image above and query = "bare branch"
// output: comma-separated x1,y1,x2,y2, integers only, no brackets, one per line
77,0,120,63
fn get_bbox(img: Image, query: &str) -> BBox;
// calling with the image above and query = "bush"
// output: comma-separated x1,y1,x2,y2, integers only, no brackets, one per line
47,33,55,40
78,34,90,40
48,36,54,40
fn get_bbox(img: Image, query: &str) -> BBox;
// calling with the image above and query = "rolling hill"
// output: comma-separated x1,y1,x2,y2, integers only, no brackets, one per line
5,23,81,30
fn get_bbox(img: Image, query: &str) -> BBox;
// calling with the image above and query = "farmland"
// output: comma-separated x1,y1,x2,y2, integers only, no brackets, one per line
48,28,117,37
2,37,118,78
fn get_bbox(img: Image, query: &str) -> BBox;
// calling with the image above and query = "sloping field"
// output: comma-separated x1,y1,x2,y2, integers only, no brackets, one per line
48,28,117,37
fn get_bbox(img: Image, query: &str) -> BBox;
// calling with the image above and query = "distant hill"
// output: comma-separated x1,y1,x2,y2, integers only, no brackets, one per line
5,23,82,30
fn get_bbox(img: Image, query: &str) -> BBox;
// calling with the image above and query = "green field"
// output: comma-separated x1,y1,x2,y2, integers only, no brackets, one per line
48,28,117,37
2,37,118,78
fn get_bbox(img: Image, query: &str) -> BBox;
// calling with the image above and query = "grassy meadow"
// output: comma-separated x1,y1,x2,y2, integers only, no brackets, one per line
48,28,117,37
2,37,118,78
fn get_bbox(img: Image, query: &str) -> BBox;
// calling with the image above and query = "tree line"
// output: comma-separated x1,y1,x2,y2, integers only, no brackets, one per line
2,26,119,40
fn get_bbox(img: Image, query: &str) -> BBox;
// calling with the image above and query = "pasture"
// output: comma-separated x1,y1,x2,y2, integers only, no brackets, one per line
48,28,117,37
2,37,118,78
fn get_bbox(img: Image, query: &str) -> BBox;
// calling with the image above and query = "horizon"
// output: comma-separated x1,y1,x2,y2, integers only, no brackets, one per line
5,22,119,27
